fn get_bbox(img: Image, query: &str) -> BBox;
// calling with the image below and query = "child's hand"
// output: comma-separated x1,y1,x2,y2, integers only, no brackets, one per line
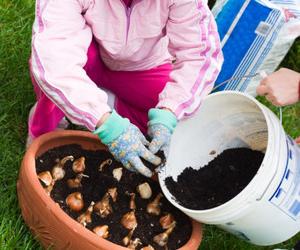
147,108,177,157
256,68,300,106
94,110,161,177
148,123,172,156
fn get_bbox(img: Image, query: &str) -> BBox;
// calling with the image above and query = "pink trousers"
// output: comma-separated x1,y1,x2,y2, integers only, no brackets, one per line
29,40,172,137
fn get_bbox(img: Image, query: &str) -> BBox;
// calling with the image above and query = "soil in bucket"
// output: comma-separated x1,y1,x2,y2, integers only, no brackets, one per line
36,144,192,250
165,148,264,210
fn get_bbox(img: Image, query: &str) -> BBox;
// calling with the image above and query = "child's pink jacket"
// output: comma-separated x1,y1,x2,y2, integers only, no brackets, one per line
31,0,223,131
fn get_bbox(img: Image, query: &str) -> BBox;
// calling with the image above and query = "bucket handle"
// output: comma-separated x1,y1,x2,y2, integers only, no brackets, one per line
213,71,283,124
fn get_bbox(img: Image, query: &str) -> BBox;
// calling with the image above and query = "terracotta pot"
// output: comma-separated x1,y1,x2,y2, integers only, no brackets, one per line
17,130,202,250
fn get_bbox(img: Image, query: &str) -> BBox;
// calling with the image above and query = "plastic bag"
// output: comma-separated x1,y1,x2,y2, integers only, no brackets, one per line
212,0,300,96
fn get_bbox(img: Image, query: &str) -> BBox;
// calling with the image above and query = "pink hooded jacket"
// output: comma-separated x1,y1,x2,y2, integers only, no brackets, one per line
31,0,223,131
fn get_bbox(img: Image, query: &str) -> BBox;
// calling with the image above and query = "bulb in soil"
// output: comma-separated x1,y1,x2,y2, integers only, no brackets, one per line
129,192,136,210
99,158,112,171
141,246,154,250
153,232,168,247
108,187,118,202
122,228,135,246
121,211,137,230
37,171,55,195
77,201,95,227
66,192,84,212
112,167,123,181
44,180,55,196
159,213,175,229
137,182,152,199
60,155,74,165
51,155,73,181
94,193,112,218
67,173,89,189
72,156,85,173
147,193,163,216
153,221,176,247
38,171,53,187
128,238,142,250
52,164,65,181
93,225,109,239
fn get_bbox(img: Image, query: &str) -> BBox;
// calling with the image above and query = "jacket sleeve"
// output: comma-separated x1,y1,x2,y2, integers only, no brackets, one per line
31,0,111,131
157,0,223,119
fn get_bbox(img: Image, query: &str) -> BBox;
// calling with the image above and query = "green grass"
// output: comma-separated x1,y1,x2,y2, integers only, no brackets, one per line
0,0,299,249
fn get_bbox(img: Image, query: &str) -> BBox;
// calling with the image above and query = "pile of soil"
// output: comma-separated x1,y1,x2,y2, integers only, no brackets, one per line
36,144,192,250
165,148,264,210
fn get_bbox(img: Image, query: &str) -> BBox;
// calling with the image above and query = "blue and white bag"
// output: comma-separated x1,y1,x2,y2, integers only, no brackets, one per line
212,0,300,96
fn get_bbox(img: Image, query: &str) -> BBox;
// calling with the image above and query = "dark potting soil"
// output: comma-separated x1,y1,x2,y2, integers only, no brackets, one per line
165,148,264,210
36,144,192,250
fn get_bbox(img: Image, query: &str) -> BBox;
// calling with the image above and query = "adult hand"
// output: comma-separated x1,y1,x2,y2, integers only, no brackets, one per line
148,108,177,157
256,68,300,106
94,110,161,177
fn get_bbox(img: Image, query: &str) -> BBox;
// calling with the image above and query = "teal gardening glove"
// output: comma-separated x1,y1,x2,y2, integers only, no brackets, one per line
94,110,161,177
148,108,177,157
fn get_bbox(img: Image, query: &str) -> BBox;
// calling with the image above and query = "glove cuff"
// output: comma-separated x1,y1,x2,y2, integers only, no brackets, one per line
148,108,177,133
94,110,130,144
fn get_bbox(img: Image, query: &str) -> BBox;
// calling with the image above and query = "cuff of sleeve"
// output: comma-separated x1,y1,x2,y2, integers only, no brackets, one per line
148,108,177,133
93,110,130,144
156,99,181,117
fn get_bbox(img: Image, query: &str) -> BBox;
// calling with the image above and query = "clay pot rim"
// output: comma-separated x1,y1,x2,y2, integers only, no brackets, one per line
22,130,202,249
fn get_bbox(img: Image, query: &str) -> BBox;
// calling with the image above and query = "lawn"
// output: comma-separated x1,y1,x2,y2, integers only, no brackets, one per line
0,0,299,249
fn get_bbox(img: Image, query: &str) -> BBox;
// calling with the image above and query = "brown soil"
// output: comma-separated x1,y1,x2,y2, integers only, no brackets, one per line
165,148,264,210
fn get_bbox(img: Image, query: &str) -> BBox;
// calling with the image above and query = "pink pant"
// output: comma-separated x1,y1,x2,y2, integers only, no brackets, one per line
29,40,172,137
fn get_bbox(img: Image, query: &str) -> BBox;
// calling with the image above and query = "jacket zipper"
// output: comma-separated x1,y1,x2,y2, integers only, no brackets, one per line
120,0,142,44
126,7,132,43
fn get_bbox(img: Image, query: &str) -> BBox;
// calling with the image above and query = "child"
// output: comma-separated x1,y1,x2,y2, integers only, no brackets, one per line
29,0,223,176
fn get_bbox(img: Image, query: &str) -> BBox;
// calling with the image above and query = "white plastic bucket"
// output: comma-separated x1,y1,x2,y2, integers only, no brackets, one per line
158,91,300,246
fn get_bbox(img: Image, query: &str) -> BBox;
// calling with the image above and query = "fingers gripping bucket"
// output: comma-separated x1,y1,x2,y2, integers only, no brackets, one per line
158,91,300,246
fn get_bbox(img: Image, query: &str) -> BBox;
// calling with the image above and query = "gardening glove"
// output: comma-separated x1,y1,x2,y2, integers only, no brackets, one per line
148,108,177,157
94,110,161,177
